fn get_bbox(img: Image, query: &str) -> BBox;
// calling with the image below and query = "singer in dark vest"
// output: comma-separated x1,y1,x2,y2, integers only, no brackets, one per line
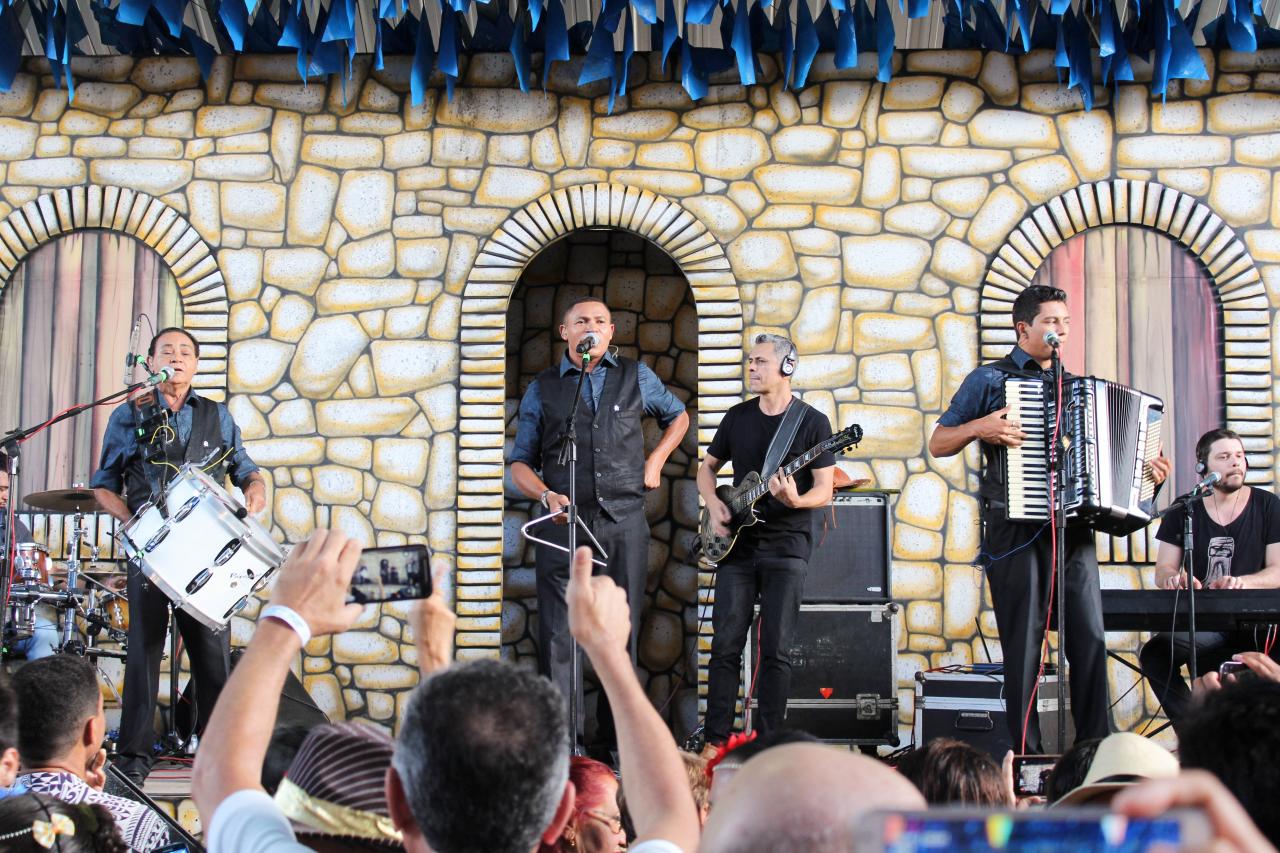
929,285,1170,753
1139,428,1280,729
92,327,266,784
509,296,689,742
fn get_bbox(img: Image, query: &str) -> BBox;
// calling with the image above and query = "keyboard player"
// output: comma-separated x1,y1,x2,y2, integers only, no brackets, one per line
1139,428,1280,729
929,284,1170,753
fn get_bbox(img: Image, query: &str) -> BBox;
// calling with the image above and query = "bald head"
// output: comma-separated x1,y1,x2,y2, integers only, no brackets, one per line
701,743,925,853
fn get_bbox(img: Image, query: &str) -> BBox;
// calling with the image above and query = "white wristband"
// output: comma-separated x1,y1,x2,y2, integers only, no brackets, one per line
261,604,312,646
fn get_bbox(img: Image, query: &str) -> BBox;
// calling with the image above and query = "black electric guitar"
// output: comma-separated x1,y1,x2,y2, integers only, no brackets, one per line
698,423,862,563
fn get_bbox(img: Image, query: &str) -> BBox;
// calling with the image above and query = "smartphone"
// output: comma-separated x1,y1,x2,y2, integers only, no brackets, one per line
860,807,1211,851
1011,754,1059,798
1219,660,1249,679
349,545,432,604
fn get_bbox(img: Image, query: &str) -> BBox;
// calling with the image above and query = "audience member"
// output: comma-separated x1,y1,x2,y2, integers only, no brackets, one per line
705,728,819,807
12,656,170,850
541,757,624,853
1053,732,1178,806
1043,737,1102,804
700,743,925,852
1180,677,1280,845
193,532,700,853
895,737,1009,806
678,752,711,826
1112,770,1277,853
275,722,402,851
0,670,21,792
0,792,127,852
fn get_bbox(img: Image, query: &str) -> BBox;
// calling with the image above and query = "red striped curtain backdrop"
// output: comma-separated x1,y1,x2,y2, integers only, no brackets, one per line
1031,226,1223,501
0,231,181,496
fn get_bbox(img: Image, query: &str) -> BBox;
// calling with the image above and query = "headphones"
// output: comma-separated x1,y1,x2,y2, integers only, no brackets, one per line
1196,458,1206,475
781,342,798,376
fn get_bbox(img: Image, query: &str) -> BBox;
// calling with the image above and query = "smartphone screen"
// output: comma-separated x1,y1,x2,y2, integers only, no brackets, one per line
349,545,432,604
1012,754,1059,798
864,807,1210,852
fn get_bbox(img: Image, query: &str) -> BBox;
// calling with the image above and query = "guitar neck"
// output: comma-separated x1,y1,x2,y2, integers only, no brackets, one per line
742,443,827,504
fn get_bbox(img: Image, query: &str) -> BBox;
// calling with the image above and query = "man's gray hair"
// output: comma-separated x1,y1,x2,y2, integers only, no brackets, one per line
392,660,570,853
753,333,797,369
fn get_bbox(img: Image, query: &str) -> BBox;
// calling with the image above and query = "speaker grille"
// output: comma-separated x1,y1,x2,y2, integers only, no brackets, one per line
806,493,891,602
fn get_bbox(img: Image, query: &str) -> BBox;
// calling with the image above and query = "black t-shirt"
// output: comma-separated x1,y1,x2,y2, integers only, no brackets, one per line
707,397,835,559
1155,488,1280,583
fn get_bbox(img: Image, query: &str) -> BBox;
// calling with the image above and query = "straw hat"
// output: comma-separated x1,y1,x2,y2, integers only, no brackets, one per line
1054,732,1179,806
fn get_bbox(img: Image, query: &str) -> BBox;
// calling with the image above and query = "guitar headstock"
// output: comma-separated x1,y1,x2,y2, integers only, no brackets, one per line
828,423,863,454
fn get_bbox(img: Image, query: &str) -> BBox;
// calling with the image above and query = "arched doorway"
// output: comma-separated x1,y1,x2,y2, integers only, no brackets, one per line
502,228,702,735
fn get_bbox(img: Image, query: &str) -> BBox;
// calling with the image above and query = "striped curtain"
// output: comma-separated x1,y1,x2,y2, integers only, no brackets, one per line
0,232,181,495
1031,226,1223,562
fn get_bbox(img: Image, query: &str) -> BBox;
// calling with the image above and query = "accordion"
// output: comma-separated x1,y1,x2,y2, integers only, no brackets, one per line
1001,376,1164,537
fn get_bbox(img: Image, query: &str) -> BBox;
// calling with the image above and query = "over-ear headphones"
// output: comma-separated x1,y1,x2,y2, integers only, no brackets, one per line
781,342,798,377
1196,459,1207,475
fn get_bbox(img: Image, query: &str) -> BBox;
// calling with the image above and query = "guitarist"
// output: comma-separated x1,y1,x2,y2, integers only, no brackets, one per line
697,334,835,754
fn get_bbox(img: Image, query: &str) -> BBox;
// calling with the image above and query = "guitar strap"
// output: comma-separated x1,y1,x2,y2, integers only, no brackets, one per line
760,396,806,483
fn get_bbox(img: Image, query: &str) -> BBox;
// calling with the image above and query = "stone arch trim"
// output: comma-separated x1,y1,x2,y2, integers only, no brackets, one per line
455,182,743,655
979,178,1273,488
0,186,229,399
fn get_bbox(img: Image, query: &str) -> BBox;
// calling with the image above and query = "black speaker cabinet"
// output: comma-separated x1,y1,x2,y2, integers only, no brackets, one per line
744,603,899,745
913,666,1075,759
806,492,891,602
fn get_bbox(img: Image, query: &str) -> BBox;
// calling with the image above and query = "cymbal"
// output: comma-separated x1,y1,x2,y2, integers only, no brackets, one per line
24,488,102,513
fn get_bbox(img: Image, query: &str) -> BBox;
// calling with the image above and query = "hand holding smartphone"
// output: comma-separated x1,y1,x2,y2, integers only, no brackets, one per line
348,544,432,604
1012,755,1059,798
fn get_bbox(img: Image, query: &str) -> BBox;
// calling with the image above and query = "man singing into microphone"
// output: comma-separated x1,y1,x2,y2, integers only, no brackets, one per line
92,327,266,784
509,296,688,750
1139,428,1280,729
929,285,1170,752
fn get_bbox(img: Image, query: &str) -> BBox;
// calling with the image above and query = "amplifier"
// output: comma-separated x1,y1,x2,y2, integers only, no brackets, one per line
913,666,1074,760
744,603,899,745
806,492,891,602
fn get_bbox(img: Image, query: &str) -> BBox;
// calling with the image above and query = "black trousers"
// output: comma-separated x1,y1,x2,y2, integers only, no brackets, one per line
116,560,231,779
704,553,807,744
984,511,1111,753
535,503,648,740
1139,629,1278,728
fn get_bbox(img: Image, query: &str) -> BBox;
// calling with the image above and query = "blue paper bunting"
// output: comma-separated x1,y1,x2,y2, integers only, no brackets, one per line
874,0,894,81
793,0,819,86
732,0,756,84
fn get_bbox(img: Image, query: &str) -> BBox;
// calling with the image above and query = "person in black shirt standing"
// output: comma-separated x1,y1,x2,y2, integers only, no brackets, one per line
1139,428,1280,727
698,334,835,752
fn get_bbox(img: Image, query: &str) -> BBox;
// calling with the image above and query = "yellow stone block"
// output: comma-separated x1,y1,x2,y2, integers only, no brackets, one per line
836,404,925,457
841,235,930,290
895,524,944,560
897,472,948,530
853,313,936,355
1007,154,1078,205
943,492,981,563
316,398,418,437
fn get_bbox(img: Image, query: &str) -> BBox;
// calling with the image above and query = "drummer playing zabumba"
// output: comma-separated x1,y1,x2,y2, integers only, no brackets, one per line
91,327,266,785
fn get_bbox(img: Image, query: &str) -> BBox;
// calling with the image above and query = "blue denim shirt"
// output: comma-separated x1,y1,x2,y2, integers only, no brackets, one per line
937,346,1047,428
510,351,686,469
90,390,260,497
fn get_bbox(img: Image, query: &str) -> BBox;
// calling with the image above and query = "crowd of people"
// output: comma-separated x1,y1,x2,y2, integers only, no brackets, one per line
0,531,1277,851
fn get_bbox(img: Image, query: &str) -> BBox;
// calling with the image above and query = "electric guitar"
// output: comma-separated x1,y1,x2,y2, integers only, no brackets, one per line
698,423,863,563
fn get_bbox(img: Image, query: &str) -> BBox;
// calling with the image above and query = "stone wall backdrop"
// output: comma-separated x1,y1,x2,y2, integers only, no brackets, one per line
501,229,703,738
0,49,1277,752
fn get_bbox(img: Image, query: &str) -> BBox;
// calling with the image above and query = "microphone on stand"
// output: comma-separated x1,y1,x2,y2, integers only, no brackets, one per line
576,332,599,358
123,316,142,386
143,366,174,387
1191,470,1222,496
1043,330,1062,349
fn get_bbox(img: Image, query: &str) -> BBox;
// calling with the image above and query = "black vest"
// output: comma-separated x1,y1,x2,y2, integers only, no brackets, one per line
537,357,646,516
123,394,228,514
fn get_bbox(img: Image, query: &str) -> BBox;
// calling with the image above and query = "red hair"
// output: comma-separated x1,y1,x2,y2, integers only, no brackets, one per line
540,757,618,853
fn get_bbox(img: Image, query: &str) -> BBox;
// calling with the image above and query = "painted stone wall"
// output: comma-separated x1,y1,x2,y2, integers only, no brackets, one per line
0,48,1278,745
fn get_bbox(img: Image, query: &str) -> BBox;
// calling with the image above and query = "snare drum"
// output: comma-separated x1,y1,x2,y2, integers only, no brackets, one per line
15,543,50,585
118,464,284,630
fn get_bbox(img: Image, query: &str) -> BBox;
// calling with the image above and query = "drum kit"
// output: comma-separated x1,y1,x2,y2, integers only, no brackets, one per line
4,464,285,660
4,487,129,658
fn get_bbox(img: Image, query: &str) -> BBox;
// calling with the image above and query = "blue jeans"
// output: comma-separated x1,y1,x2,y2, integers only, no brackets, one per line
705,554,807,744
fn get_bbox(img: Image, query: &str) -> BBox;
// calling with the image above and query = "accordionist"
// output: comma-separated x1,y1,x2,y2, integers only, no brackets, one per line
928,284,1171,754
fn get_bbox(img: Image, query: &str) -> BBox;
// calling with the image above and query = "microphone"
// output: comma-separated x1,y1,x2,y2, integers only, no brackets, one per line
143,366,174,387
576,332,598,356
123,316,142,385
1193,470,1222,494
1043,330,1061,348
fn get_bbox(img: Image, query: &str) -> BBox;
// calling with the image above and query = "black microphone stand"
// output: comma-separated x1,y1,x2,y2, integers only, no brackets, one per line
520,346,609,755
1153,479,1216,681
1048,342,1070,754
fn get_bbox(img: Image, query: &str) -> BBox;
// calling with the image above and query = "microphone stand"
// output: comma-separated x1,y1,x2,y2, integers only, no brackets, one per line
520,347,609,755
1153,480,1216,681
1049,342,1069,754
